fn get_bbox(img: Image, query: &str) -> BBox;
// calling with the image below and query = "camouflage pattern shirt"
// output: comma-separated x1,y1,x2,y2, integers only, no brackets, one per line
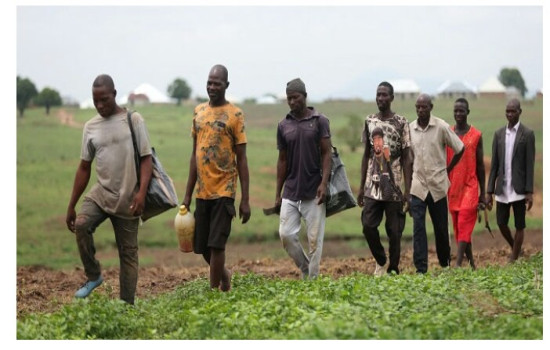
191,102,247,199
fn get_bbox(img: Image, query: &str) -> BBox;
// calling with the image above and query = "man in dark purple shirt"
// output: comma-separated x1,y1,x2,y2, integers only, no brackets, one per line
274,78,332,279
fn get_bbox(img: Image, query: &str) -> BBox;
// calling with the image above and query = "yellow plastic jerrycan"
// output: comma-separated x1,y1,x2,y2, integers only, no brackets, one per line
174,205,195,253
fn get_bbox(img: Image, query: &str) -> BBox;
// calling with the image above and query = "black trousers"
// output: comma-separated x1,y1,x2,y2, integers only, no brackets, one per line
411,193,451,273
361,198,405,274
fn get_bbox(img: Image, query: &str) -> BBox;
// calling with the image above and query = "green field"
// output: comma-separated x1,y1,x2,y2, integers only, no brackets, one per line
17,253,543,340
16,97,543,269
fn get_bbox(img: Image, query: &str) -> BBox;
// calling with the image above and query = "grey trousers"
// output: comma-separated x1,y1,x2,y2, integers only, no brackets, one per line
279,198,326,278
75,198,140,304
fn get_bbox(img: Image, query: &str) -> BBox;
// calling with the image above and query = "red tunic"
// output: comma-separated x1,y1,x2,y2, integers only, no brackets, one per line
447,126,482,211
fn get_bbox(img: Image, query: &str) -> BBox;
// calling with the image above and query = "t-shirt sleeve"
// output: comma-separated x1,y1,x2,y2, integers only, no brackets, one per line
401,119,412,149
276,122,285,150
319,116,331,139
361,118,369,144
191,108,198,139
232,109,247,145
80,124,94,161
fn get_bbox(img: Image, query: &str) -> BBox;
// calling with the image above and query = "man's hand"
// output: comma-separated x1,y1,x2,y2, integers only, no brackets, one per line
239,201,251,224
485,193,493,211
316,184,327,205
403,193,412,215
66,207,76,233
130,192,146,217
477,195,486,210
525,193,533,211
357,192,364,208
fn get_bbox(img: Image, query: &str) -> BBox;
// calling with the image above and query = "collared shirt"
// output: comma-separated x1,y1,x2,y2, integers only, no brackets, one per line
409,115,464,202
277,107,331,201
495,121,525,203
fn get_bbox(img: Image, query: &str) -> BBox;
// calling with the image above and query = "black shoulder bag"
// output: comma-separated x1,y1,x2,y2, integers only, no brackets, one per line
127,111,178,221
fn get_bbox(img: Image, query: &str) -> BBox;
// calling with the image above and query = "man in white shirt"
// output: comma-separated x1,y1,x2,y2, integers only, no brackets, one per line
486,99,535,262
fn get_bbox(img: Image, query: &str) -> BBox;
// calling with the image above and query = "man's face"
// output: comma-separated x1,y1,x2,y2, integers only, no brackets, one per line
453,102,469,125
376,85,393,112
206,70,228,104
286,91,306,114
505,102,521,127
92,85,117,118
415,98,432,123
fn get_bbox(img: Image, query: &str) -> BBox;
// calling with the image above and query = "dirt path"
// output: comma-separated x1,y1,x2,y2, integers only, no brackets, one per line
17,229,542,318
56,108,82,128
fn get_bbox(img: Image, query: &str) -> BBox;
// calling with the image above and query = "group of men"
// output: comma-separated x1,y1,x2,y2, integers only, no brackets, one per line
358,81,535,276
65,66,535,305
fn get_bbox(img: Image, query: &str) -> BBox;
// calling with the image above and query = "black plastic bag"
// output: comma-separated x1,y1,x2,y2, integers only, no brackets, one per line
325,147,357,217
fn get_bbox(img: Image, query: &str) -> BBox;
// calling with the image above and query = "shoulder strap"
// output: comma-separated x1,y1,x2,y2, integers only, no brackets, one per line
127,111,141,183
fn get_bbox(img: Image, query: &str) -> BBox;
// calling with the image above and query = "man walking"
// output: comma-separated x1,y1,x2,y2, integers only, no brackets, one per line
182,64,250,291
446,98,485,269
409,94,464,274
275,78,332,279
357,81,412,276
486,98,535,262
66,74,153,304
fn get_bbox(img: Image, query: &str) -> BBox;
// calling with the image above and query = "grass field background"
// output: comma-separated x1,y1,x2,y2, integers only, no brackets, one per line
16,97,543,269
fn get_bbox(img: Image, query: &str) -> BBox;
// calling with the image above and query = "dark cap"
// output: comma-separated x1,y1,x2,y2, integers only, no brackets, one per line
286,78,307,95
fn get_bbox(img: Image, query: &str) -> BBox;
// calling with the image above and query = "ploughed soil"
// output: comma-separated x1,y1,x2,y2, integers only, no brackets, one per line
17,229,542,318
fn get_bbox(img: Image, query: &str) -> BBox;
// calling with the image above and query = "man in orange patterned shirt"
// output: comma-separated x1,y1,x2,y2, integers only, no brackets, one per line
446,98,485,269
182,64,250,291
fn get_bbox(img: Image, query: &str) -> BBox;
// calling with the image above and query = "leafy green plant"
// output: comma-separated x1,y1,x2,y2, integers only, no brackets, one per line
17,254,542,340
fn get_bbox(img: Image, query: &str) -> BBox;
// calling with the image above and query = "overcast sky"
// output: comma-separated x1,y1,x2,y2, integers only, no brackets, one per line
15,3,543,103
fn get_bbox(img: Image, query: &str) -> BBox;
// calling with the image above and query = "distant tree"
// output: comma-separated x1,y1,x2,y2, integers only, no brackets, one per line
243,97,257,104
35,87,62,115
167,78,192,105
336,114,363,152
17,76,38,117
499,67,527,97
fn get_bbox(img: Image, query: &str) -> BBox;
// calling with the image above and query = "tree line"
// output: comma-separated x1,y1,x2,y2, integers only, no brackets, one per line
17,67,528,117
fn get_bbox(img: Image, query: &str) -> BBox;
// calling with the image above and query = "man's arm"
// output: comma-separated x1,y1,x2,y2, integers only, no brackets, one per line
236,143,251,223
400,147,413,209
524,130,535,211
357,122,370,207
447,146,464,174
316,137,332,204
182,135,198,209
475,135,486,206
275,149,287,208
66,159,92,232
486,131,499,210
130,154,152,216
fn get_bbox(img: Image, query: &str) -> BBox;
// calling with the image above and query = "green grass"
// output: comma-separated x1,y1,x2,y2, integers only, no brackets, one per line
16,253,543,340
16,98,543,269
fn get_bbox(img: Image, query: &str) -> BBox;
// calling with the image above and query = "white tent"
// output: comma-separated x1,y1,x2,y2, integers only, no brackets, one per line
478,77,506,93
389,79,421,99
119,83,172,105
436,80,477,99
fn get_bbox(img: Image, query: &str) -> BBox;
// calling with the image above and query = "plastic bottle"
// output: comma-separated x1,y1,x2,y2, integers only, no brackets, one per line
174,205,195,253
